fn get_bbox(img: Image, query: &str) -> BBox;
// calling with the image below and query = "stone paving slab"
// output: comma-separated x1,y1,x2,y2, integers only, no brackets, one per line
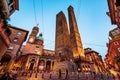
13,72,116,80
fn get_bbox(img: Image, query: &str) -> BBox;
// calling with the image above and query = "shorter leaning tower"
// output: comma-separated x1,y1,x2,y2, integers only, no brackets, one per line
68,6,85,59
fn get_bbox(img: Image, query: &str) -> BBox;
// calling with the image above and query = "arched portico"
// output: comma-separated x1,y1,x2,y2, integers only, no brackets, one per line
38,60,45,71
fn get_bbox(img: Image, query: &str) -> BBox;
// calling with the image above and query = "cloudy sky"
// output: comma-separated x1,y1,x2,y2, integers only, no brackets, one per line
9,0,116,59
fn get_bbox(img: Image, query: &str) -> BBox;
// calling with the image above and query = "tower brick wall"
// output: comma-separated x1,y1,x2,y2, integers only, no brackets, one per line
55,11,72,61
68,6,85,59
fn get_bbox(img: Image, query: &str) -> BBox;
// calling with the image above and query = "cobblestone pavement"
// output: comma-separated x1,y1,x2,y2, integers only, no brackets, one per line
15,72,116,80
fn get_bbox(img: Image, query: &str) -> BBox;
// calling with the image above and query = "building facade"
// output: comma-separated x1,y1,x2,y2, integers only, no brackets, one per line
105,27,120,72
107,0,120,28
0,0,19,59
0,19,10,59
85,48,105,73
0,25,28,72
14,26,55,72
105,0,120,75
20,26,44,71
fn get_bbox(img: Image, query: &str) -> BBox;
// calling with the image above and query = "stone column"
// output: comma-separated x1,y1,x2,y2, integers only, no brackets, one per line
44,60,46,71
35,56,39,71
25,57,30,69
50,61,53,71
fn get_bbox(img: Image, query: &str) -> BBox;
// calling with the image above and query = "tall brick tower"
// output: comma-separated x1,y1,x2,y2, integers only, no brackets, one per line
55,11,73,61
68,6,85,59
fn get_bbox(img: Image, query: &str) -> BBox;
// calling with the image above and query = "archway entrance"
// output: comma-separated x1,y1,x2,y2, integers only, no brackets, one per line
46,61,51,71
29,59,36,70
29,63,34,70
39,60,45,71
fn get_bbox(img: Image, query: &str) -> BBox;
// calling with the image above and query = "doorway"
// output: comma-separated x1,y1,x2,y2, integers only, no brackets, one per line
46,61,51,71
29,63,34,70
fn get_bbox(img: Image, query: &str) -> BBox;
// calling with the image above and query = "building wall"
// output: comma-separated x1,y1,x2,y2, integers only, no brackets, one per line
5,25,29,58
105,38,120,70
14,26,56,71
0,18,10,59
19,45,54,71
0,0,19,60
17,26,44,71
105,26,120,71
0,35,8,59
6,44,20,58
22,43,43,55
85,48,105,73
44,49,55,55
1,25,29,71
9,27,27,45
16,52,54,71
107,0,120,27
